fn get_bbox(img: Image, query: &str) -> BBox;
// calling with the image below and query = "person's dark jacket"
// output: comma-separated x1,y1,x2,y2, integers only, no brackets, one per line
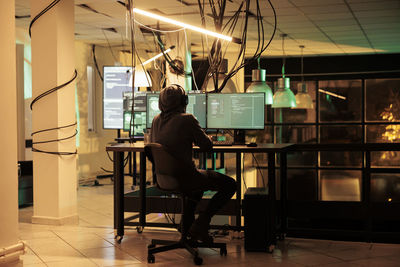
150,88,212,170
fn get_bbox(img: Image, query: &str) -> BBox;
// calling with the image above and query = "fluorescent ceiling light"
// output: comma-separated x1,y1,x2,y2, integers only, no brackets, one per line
318,89,346,100
133,8,232,42
141,46,174,66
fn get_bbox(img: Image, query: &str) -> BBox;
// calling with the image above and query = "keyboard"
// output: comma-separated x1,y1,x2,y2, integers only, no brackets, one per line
212,140,233,146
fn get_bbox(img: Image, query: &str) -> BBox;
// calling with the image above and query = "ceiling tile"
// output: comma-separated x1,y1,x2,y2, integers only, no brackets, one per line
289,0,344,7
308,13,354,21
348,0,400,11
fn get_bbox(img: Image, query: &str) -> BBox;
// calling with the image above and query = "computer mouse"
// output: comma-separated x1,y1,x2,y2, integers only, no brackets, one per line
247,142,257,147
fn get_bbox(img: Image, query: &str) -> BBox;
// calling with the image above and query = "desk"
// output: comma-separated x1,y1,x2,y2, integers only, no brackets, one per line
106,142,294,242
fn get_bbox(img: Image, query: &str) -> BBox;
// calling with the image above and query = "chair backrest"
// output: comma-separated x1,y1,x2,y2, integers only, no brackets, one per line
145,143,194,192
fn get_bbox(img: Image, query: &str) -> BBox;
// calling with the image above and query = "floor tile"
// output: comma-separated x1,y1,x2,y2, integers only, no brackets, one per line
45,258,97,267
15,179,400,267
349,256,400,267
288,253,343,266
79,246,142,266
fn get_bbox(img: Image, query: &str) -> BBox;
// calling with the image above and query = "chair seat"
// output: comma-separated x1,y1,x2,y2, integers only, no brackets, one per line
144,143,228,265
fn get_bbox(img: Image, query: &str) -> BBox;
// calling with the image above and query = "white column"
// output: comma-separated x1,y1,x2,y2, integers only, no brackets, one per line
0,0,24,264
31,0,78,225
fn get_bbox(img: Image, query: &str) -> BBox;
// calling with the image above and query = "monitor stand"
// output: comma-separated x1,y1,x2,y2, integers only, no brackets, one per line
234,130,246,145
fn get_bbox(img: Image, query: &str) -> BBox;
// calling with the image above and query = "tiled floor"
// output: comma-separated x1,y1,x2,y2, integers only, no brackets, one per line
13,178,400,266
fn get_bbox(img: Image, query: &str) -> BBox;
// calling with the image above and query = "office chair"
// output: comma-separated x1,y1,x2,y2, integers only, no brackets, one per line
144,143,227,265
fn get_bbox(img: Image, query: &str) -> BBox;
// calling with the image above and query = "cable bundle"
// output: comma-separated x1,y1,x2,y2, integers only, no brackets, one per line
29,0,78,155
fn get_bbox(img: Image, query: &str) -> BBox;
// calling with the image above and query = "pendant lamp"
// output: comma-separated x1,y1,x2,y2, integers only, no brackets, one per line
294,45,313,109
246,58,273,104
272,34,296,108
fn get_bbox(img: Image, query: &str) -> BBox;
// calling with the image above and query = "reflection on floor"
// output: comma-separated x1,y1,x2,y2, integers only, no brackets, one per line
15,177,400,266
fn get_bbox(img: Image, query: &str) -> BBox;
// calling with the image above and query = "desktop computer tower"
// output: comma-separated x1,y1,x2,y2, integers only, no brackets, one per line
243,187,273,252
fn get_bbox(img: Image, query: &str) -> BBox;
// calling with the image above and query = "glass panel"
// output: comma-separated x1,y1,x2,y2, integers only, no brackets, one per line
371,174,400,202
287,169,317,201
247,127,273,168
371,151,400,167
274,80,316,123
288,151,317,167
246,126,273,144
366,79,400,122
320,151,362,167
319,80,362,122
367,124,400,143
275,126,316,144
320,125,362,143
320,170,362,201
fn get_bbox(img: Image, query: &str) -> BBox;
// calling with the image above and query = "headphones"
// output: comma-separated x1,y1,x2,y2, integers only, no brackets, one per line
171,84,188,106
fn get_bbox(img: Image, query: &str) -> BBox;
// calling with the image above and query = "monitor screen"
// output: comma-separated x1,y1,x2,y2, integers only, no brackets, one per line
122,91,147,112
103,66,137,129
146,92,207,128
207,93,265,129
123,111,146,137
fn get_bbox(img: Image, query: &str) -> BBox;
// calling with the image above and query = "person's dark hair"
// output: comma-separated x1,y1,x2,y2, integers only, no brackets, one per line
159,84,188,113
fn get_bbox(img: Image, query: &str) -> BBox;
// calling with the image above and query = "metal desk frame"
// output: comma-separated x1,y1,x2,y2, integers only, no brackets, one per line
107,143,294,243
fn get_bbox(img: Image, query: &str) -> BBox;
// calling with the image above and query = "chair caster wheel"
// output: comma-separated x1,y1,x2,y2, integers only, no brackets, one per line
194,256,203,265
268,244,275,253
148,244,155,249
220,247,227,256
147,254,155,263
114,235,123,243
137,226,143,233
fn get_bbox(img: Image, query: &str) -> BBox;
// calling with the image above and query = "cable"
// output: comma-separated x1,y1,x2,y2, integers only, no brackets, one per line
102,29,118,63
134,19,184,33
31,121,77,136
32,129,78,145
30,70,77,110
252,153,266,188
29,0,78,156
92,45,104,81
242,153,247,191
29,0,61,37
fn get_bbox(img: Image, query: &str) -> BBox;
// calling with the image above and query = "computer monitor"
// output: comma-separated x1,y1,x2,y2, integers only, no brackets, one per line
122,91,148,137
146,92,207,128
123,111,147,137
207,93,265,129
103,66,137,129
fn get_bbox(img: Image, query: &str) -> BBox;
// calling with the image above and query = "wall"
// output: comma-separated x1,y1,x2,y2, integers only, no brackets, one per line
75,42,128,180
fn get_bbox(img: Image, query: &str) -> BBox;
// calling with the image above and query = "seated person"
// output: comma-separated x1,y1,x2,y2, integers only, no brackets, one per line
150,84,236,243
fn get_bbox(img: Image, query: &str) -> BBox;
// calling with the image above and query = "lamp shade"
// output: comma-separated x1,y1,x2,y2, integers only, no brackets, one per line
271,77,296,108
128,66,152,87
133,69,152,87
246,69,273,104
294,83,313,109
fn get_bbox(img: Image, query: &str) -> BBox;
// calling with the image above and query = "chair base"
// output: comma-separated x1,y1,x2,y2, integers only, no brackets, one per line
147,238,227,265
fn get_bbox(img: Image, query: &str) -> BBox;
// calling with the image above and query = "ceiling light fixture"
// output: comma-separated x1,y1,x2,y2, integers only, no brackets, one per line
318,89,346,100
246,58,273,104
294,45,313,109
133,8,232,42
272,34,296,108
141,45,175,66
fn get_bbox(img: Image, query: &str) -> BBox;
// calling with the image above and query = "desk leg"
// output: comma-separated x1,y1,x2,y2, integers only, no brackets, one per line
139,152,146,231
280,152,287,236
133,152,137,186
114,151,124,241
268,152,276,244
128,152,132,176
236,152,242,229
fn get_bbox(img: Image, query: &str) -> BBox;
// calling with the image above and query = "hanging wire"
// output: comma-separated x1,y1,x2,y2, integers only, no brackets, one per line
300,45,305,82
281,33,287,78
